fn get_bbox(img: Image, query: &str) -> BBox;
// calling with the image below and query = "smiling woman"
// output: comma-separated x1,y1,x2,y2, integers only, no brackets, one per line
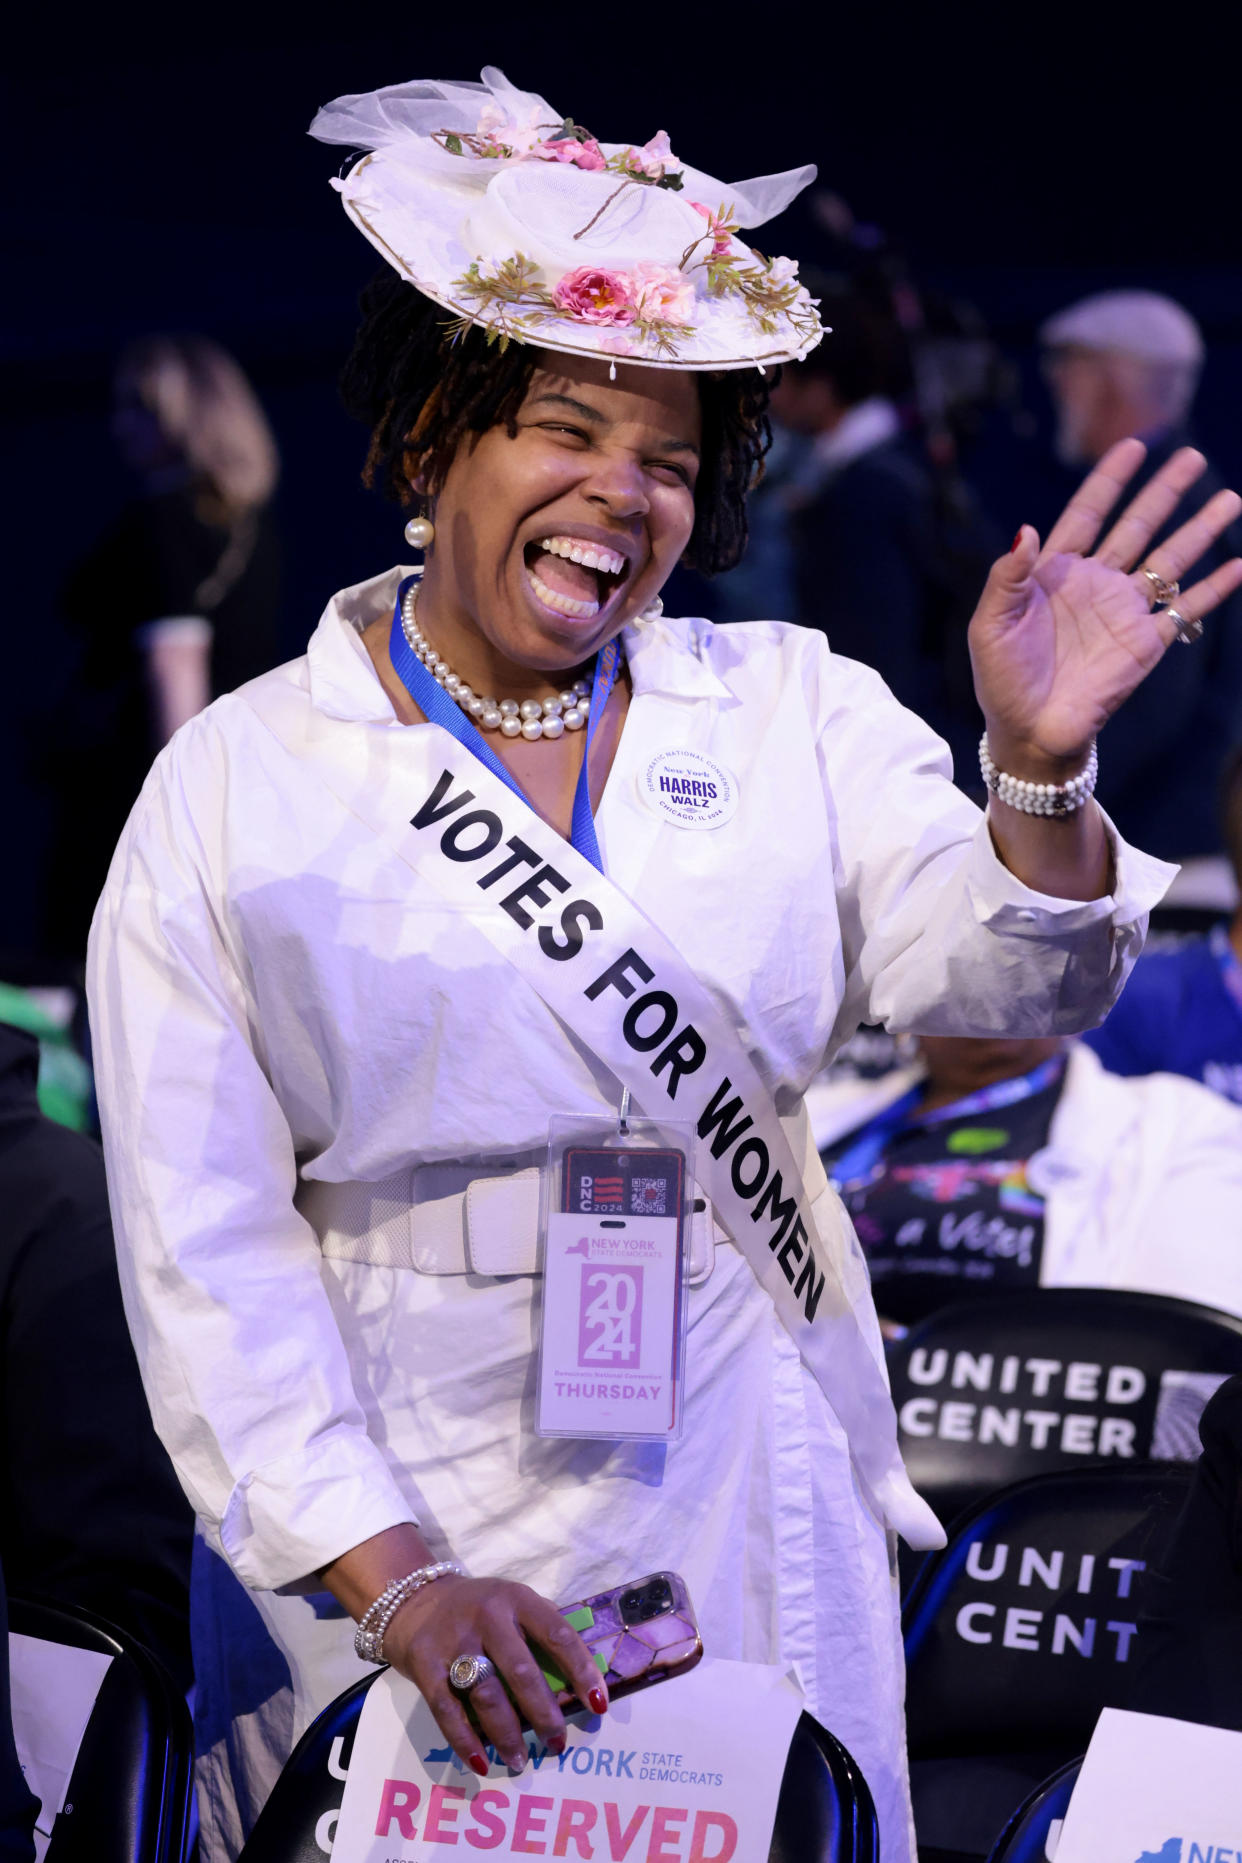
85,65,1242,1863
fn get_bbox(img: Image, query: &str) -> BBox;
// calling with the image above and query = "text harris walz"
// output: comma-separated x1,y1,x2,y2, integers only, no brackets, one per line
411,769,825,1321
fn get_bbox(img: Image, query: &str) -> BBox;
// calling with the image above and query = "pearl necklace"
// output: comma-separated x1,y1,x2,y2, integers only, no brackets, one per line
400,582,592,742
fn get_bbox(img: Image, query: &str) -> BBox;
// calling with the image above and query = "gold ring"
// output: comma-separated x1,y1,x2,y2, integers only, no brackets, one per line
1142,567,1181,606
1163,606,1203,646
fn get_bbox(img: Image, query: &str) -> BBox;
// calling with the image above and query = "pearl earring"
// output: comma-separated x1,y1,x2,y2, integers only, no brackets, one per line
404,515,435,550
642,595,664,620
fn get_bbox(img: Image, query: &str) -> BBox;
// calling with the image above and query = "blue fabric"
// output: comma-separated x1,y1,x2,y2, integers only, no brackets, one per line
1084,930,1242,1103
387,577,618,873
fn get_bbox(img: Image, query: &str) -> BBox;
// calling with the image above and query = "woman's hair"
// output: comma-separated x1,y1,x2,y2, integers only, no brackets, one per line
116,334,279,517
339,270,774,575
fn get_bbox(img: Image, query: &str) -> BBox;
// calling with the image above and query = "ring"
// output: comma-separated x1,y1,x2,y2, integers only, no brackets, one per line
1141,567,1181,606
1163,606,1204,646
449,1653,496,1693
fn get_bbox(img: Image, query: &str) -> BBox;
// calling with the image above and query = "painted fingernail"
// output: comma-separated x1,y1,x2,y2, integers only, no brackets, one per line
1010,530,1024,552
547,1734,566,1755
589,1688,608,1714
468,1752,489,1778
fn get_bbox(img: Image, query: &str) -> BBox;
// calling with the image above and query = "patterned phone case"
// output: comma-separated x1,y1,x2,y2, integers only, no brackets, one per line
543,1569,703,1709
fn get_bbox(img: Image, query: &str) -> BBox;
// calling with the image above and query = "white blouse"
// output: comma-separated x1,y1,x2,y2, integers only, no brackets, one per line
87,565,1174,1598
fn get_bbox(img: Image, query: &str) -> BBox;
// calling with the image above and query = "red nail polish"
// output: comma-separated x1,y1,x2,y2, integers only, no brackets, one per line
589,1688,608,1714
1010,530,1024,553
468,1752,489,1777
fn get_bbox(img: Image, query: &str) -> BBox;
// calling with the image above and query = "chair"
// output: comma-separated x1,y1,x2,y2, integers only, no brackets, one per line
985,1758,1082,1863
9,1596,193,1863
901,1463,1190,1863
237,1672,878,1863
888,1287,1242,1535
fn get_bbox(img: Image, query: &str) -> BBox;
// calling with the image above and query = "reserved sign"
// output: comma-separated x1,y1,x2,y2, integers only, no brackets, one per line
1055,1709,1242,1863
329,1657,803,1862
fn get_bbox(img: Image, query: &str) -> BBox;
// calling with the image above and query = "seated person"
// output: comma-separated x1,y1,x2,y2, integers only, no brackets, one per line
0,1019,193,1691
815,1035,1242,1328
1085,746,1242,1103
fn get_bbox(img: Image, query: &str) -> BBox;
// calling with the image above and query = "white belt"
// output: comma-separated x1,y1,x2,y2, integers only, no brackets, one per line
295,1159,723,1284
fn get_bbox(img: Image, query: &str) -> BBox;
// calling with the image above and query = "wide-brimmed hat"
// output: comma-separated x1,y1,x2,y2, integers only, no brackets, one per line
310,67,824,373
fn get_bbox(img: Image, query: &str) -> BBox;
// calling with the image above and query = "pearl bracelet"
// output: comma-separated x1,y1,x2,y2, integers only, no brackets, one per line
978,734,1098,818
354,1560,463,1665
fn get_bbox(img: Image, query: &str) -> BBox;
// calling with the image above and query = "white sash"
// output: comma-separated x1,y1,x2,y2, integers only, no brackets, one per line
241,678,945,1552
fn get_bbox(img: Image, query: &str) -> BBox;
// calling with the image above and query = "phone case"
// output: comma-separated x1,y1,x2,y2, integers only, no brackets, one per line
541,1569,703,1710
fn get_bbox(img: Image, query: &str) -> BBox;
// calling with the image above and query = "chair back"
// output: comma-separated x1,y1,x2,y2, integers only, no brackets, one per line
888,1287,1242,1528
9,1597,193,1863
901,1465,1188,1861
238,1675,878,1863
986,1758,1082,1863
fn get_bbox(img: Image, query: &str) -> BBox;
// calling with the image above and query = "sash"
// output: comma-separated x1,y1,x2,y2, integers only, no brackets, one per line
241,677,946,1552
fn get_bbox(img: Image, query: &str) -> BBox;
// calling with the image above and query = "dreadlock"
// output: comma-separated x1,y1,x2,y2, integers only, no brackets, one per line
339,269,775,575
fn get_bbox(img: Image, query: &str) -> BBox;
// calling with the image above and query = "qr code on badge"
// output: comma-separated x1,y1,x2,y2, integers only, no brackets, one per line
629,1176,668,1215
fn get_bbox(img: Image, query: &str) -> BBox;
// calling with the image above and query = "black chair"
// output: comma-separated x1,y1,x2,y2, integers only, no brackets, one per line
986,1758,1082,1863
888,1287,1242,1537
901,1463,1190,1863
238,1671,878,1863
9,1597,193,1862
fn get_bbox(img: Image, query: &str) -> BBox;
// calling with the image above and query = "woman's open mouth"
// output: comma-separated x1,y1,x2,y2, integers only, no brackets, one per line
523,534,631,620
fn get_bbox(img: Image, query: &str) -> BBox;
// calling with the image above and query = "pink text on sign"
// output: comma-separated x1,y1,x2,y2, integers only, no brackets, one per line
578,1265,643,1367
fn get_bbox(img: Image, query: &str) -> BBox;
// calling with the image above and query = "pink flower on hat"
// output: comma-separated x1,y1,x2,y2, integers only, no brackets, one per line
539,136,607,171
553,267,637,325
632,262,696,326
633,130,680,179
690,202,735,256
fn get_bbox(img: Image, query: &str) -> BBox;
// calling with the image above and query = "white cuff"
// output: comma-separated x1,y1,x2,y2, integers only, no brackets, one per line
216,1427,418,1592
137,615,214,649
968,807,1178,938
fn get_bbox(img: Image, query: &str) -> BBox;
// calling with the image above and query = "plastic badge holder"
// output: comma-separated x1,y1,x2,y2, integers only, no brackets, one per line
535,1103,694,1444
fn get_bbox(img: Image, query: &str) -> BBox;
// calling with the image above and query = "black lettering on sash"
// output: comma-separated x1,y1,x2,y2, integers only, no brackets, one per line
651,1025,707,1101
584,948,654,1002
752,1169,797,1250
777,1216,807,1285
539,899,604,961
500,864,569,930
730,1135,770,1199
478,836,540,890
794,1253,825,1323
696,1077,753,1158
441,810,503,861
622,991,679,1053
411,769,474,829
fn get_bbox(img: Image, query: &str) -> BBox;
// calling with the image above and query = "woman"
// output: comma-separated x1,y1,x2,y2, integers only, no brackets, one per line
45,334,281,957
87,69,1242,1860
816,1034,1242,1328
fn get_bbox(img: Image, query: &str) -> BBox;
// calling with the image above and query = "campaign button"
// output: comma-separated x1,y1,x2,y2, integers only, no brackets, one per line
640,749,739,830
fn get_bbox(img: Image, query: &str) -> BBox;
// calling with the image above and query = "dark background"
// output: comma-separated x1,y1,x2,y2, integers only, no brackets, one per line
5,3,1240,950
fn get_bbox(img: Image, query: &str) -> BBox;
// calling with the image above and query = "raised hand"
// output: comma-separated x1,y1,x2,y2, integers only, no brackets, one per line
969,439,1242,773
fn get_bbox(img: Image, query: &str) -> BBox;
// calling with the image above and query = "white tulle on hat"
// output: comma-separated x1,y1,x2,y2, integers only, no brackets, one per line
309,67,824,372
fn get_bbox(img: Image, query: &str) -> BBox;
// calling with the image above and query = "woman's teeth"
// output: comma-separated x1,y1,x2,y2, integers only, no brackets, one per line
527,567,600,618
536,535,627,578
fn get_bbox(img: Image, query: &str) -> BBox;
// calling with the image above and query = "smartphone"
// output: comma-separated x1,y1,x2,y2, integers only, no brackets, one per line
538,1570,703,1711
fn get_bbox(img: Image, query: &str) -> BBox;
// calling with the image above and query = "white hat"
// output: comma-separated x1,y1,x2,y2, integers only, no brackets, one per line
309,67,824,372
1039,290,1204,368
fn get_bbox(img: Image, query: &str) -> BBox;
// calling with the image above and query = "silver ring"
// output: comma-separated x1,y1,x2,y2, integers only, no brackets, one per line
1163,606,1204,646
448,1653,496,1693
1142,567,1181,606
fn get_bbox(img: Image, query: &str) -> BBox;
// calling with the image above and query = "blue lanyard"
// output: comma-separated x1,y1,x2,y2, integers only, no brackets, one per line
827,1055,1066,1190
387,576,620,873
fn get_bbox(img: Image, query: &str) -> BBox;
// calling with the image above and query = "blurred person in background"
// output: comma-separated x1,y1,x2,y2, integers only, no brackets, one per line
814,1033,1242,1331
769,283,998,775
1086,745,1242,1102
42,335,282,959
1042,291,1242,885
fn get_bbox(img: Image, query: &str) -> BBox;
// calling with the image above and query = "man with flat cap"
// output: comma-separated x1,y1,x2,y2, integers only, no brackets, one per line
1042,291,1242,893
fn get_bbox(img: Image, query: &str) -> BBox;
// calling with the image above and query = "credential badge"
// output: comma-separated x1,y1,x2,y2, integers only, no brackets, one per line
641,748,739,831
